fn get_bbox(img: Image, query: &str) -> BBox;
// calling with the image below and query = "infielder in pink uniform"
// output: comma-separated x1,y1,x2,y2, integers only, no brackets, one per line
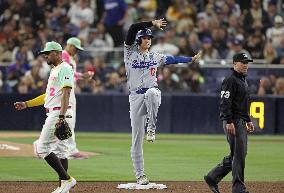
14,41,76,193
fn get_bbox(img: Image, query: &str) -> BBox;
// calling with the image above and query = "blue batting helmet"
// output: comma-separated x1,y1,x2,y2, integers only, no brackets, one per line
135,28,154,44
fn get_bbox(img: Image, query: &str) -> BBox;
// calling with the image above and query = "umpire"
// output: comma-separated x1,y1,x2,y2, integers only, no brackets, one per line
204,53,255,193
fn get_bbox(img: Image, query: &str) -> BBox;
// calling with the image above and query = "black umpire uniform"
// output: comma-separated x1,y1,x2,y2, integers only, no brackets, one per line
204,53,254,193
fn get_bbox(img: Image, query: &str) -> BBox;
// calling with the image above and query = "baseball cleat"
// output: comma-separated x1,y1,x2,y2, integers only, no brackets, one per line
51,187,69,193
204,175,220,193
146,130,155,142
57,176,76,193
137,175,149,185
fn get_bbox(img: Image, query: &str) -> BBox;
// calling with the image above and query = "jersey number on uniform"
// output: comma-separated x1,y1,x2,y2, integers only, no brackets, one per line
50,87,55,96
221,91,230,98
150,68,156,76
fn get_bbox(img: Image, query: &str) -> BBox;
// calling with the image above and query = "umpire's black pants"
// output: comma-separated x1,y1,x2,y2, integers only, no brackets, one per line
206,118,248,193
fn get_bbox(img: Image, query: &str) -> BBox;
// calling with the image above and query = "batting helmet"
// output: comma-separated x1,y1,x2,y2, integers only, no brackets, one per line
135,28,154,44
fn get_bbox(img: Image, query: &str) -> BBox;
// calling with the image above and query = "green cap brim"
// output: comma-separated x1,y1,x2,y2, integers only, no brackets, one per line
75,45,84,50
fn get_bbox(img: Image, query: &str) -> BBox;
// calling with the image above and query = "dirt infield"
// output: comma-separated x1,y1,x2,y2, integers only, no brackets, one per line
0,181,283,193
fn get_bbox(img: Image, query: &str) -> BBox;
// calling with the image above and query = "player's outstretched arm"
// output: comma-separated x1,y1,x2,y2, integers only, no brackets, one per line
164,51,202,65
125,18,167,46
14,93,46,110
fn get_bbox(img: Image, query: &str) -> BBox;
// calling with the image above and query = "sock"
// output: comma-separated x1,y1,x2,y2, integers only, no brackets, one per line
60,158,68,171
44,152,70,180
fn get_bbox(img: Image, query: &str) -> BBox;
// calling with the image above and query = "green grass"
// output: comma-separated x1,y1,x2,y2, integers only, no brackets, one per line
0,132,283,181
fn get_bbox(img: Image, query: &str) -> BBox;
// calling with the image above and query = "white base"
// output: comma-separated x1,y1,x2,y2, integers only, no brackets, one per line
117,183,167,190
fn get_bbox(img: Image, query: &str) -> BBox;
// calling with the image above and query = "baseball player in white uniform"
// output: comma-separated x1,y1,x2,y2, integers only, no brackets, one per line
124,18,202,185
14,41,76,193
33,37,94,159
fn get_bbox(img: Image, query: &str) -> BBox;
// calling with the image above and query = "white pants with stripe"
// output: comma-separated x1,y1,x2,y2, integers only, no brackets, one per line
34,108,75,159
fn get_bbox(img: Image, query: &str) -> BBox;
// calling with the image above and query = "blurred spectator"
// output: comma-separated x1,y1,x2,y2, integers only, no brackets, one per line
243,0,272,35
101,0,128,47
244,32,264,59
166,0,195,23
6,51,31,92
47,0,70,32
264,41,278,64
187,32,202,53
117,62,127,83
266,0,278,24
274,77,284,95
211,28,228,58
16,76,30,94
159,67,180,92
197,18,211,41
68,0,94,42
150,33,179,55
201,36,220,60
257,76,273,96
105,71,126,94
177,37,196,56
276,37,284,57
197,3,215,22
156,0,171,18
93,79,105,94
23,62,46,93
227,15,243,38
137,0,157,18
77,77,95,93
225,0,241,18
272,54,284,64
87,23,114,48
31,0,49,30
123,0,140,33
226,37,251,59
93,57,113,82
179,66,204,93
266,15,284,48
12,43,35,64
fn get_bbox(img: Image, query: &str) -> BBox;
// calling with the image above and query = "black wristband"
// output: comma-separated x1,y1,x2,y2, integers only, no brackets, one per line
59,115,65,119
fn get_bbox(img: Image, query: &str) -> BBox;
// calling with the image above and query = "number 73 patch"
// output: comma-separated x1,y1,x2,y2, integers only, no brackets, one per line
221,91,230,98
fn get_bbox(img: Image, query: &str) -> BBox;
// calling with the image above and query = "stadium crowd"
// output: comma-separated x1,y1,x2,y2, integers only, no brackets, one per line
1,0,284,95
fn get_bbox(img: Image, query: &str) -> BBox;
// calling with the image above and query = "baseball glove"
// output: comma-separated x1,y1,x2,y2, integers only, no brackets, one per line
54,118,72,140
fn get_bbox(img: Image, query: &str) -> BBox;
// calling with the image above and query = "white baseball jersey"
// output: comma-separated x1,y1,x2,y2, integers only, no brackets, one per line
124,43,167,93
44,62,75,109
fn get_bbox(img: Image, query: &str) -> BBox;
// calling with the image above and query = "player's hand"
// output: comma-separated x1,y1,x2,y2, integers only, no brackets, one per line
226,123,236,135
82,71,94,80
192,51,202,63
246,122,254,133
152,18,167,30
14,102,27,110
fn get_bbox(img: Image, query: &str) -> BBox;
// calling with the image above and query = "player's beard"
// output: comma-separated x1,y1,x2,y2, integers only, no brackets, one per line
46,60,53,65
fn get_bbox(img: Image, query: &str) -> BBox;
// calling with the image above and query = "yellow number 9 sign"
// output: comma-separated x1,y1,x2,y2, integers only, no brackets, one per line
250,102,265,129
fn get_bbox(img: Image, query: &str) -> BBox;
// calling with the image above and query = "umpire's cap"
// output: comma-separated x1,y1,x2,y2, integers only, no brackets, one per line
67,37,84,50
233,53,253,63
136,28,154,42
39,41,62,54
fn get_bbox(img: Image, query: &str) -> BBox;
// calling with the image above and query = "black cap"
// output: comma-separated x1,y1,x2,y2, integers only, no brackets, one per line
233,53,253,63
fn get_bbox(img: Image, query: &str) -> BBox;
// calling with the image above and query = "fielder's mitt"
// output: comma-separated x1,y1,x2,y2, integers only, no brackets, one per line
54,119,72,140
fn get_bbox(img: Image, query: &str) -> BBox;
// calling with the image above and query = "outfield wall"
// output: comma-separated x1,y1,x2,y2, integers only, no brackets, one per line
0,94,283,134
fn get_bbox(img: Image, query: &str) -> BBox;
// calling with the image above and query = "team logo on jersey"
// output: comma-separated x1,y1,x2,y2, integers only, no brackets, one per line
65,76,70,80
132,61,157,69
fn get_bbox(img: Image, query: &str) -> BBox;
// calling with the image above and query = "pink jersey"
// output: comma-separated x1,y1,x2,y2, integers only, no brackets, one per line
62,50,82,80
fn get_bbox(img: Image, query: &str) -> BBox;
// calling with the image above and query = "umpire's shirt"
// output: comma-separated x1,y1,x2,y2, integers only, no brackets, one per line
219,69,251,124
